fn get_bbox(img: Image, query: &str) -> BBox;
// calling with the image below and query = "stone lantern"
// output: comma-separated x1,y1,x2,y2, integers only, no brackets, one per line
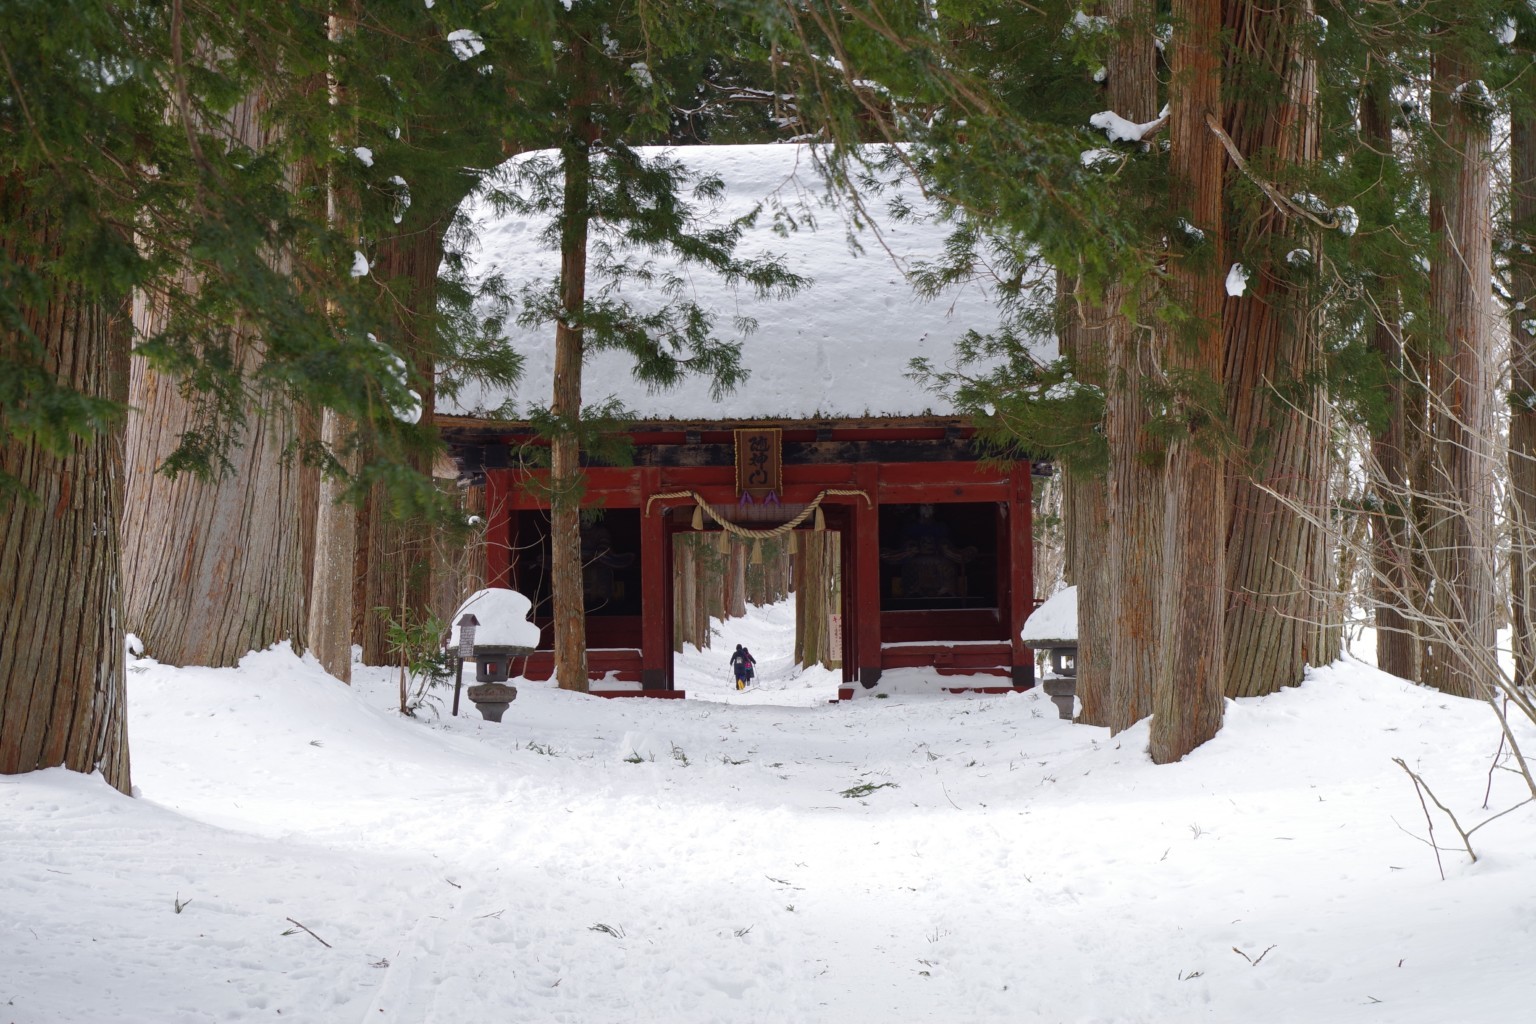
448,588,539,722
1020,586,1078,721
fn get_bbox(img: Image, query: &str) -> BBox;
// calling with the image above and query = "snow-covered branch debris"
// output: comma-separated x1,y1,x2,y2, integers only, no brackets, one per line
1225,263,1249,297
1088,106,1168,144
447,29,485,61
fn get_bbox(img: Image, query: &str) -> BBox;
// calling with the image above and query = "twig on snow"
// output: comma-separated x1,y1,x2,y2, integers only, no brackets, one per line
282,917,333,948
1232,944,1276,966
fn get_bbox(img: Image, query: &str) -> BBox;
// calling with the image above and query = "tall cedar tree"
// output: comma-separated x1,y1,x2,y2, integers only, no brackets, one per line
122,93,313,668
120,2,522,671
339,3,522,667
308,7,364,683
1149,0,1226,763
777,2,1373,754
2,2,509,785
1421,25,1497,698
1099,0,1164,736
1511,13,1536,689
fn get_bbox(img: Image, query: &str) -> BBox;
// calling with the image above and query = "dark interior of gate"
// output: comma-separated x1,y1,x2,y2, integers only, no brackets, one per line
444,416,1042,695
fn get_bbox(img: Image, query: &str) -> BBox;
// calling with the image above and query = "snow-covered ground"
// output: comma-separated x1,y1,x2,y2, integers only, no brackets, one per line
673,597,842,706
5,602,1536,1023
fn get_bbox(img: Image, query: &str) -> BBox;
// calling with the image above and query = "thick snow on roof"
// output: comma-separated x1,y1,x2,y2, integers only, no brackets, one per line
449,588,540,651
1021,585,1077,645
445,144,1042,421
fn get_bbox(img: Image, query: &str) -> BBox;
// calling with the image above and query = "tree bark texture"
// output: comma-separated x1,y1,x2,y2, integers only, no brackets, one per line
1,192,131,793
1511,112,1536,690
1151,0,1226,764
431,484,485,625
694,540,714,647
119,92,311,669
1105,312,1164,735
1100,0,1163,735
1058,269,1112,727
307,8,361,684
794,530,841,669
357,221,446,664
550,157,591,690
548,41,600,692
1361,88,1419,682
727,538,748,619
673,532,696,652
1219,0,1335,698
308,409,357,682
1421,47,1497,699
124,357,310,667
122,94,311,668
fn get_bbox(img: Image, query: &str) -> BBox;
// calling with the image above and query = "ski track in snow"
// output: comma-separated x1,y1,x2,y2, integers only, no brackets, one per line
4,604,1536,1022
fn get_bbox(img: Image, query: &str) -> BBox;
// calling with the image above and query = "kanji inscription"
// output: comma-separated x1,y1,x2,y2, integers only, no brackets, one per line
734,428,782,499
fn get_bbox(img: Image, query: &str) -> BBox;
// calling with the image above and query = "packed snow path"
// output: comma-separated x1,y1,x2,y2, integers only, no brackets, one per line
4,628,1536,1022
672,597,842,706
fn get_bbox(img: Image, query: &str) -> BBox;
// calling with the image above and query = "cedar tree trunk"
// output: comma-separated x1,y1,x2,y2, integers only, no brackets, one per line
123,94,310,667
1101,0,1162,734
550,124,594,691
1058,269,1112,727
0,190,131,793
1220,0,1335,698
1362,87,1419,682
1511,112,1536,689
1421,47,1496,699
307,7,360,683
1151,0,1226,764
357,221,446,664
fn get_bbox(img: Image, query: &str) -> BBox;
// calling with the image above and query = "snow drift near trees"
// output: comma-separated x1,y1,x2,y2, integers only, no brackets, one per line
3,620,1536,1021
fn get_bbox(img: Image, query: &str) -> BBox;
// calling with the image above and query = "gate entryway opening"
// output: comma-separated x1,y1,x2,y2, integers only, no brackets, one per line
669,526,845,701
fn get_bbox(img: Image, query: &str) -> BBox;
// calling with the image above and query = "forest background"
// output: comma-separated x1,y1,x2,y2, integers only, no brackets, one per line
5,0,1536,793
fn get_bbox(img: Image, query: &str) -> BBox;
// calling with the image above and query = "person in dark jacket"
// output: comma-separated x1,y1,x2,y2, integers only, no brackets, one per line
730,645,756,691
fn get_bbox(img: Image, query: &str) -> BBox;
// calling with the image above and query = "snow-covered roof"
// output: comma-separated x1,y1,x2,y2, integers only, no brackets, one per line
1021,585,1077,646
449,588,540,651
444,144,1042,422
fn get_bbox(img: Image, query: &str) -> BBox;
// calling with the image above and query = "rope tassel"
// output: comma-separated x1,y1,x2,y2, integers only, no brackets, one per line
691,504,704,531
718,529,731,554
750,539,763,564
814,506,825,532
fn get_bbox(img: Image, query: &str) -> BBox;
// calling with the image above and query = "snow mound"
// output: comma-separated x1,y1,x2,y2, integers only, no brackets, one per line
1021,585,1077,644
449,587,540,650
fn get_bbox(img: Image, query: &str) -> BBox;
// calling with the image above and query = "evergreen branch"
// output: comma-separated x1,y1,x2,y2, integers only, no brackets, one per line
0,38,51,165
168,0,212,209
1204,112,1340,231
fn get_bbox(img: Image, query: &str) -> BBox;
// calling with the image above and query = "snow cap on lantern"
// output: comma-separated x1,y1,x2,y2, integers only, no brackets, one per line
450,588,539,683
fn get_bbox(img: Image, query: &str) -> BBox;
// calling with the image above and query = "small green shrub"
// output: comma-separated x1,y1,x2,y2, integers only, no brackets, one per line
380,607,454,716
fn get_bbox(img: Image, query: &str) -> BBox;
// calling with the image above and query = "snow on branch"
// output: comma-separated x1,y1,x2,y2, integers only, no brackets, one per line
1088,106,1168,144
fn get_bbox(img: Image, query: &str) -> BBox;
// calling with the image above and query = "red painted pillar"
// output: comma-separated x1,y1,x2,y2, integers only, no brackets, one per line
485,469,512,589
1009,462,1034,686
639,468,670,690
854,463,882,687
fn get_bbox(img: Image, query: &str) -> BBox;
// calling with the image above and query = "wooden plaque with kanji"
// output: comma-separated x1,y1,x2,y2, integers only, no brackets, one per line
734,428,782,499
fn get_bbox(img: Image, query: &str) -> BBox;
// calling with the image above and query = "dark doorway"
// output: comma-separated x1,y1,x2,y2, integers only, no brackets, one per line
512,508,643,650
878,502,999,611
